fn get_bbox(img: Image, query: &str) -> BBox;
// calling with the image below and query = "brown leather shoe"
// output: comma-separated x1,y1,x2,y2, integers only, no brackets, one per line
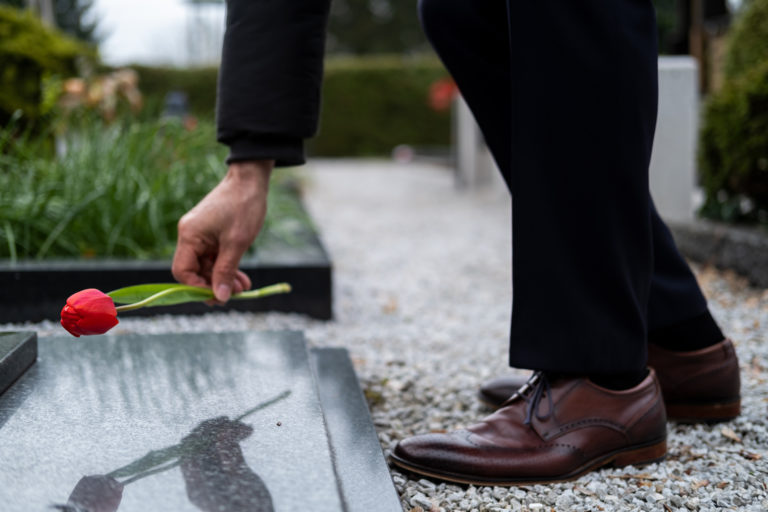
648,339,741,421
478,339,741,422
392,370,667,486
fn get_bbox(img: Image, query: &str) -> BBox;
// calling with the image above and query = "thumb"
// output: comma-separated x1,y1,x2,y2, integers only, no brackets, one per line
211,248,243,303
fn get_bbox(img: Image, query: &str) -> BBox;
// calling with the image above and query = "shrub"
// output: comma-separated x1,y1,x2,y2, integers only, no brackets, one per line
699,60,768,223
132,55,452,156
698,0,768,224
723,0,768,80
0,6,91,125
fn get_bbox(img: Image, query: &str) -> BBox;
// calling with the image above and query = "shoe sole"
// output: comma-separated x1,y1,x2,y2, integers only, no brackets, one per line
389,438,667,487
666,398,741,423
479,394,741,423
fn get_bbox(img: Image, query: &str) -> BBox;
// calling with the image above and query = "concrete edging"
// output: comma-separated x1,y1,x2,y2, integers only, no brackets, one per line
669,220,768,288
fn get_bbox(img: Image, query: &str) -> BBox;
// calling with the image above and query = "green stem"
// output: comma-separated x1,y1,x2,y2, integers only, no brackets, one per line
115,287,182,312
114,282,292,313
231,282,292,301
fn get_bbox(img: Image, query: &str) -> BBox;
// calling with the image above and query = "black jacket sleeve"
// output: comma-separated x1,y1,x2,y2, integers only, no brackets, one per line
216,0,331,167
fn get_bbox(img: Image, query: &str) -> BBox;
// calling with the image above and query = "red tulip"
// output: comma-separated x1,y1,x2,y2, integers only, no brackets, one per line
61,288,119,337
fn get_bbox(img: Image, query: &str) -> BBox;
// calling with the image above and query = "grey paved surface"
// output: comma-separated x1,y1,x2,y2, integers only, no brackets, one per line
3,159,768,511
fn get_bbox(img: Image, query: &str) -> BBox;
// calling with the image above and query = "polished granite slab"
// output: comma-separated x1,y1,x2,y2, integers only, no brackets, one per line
311,348,402,511
0,331,37,397
0,331,400,512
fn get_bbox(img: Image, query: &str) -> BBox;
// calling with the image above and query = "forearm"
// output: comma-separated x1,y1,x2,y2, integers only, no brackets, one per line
217,0,332,167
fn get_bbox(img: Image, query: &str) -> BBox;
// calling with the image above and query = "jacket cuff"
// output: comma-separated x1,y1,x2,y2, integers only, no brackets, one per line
225,135,306,167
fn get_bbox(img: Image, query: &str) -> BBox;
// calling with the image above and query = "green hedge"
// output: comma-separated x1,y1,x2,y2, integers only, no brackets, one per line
723,0,768,80
130,64,218,120
133,55,452,157
310,55,451,156
0,6,91,125
698,0,768,224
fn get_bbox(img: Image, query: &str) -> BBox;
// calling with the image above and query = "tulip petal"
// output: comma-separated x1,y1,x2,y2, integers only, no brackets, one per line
77,313,119,335
61,320,82,337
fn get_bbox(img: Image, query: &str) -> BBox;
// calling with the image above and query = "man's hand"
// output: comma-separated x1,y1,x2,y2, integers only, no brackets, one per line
172,160,274,303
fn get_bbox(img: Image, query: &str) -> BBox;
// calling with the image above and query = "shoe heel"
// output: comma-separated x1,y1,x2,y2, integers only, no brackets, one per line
612,440,667,468
666,399,741,423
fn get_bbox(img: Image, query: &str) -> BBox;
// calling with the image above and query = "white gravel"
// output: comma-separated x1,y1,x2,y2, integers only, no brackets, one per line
5,159,768,511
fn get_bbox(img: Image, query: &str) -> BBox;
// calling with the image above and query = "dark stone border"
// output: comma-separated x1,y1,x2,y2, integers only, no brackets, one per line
0,232,332,323
311,347,402,512
669,220,768,288
0,332,36,398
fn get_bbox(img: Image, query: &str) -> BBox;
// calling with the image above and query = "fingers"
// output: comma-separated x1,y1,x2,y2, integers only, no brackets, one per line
236,270,252,292
211,240,249,303
172,242,207,288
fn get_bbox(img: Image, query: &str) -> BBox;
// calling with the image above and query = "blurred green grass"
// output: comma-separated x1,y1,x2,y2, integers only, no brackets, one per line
0,115,312,262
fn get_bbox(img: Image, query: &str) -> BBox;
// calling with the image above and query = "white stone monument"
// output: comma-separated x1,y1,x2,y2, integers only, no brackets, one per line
649,57,699,222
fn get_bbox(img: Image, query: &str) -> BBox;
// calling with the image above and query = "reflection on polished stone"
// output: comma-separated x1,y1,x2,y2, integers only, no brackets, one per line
0,332,343,511
53,396,287,512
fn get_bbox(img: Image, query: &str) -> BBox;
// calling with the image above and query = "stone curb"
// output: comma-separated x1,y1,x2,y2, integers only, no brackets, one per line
669,220,768,288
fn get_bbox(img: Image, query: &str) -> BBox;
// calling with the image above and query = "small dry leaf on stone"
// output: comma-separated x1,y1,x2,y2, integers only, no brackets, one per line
673,445,706,461
409,507,424,512
609,472,655,480
382,296,398,314
740,450,762,460
721,427,742,443
692,480,710,490
716,482,729,489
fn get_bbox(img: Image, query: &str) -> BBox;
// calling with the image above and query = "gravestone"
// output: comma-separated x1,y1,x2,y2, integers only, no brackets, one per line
0,331,400,512
0,332,36,396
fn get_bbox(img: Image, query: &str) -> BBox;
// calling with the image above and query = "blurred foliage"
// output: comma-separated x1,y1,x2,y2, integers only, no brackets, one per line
130,56,452,157
699,0,768,225
56,69,143,123
310,55,451,156
327,0,683,55
723,0,768,80
128,65,218,120
0,115,312,261
327,0,430,55
654,0,678,54
53,0,98,42
699,61,768,224
0,0,98,42
0,5,93,125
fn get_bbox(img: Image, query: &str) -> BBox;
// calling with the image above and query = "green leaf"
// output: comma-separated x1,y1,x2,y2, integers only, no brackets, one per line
108,283,213,306
108,282,292,312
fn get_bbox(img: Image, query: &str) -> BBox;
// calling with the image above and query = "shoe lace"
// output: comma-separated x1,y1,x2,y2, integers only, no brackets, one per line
522,371,554,426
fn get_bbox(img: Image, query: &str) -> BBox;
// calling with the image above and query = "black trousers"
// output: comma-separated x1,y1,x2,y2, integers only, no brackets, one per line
419,0,710,374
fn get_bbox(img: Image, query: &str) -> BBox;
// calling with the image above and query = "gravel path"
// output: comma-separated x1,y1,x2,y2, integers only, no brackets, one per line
5,160,768,511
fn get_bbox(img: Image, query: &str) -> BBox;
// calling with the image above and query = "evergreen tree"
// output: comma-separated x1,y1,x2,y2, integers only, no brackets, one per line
53,0,97,42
